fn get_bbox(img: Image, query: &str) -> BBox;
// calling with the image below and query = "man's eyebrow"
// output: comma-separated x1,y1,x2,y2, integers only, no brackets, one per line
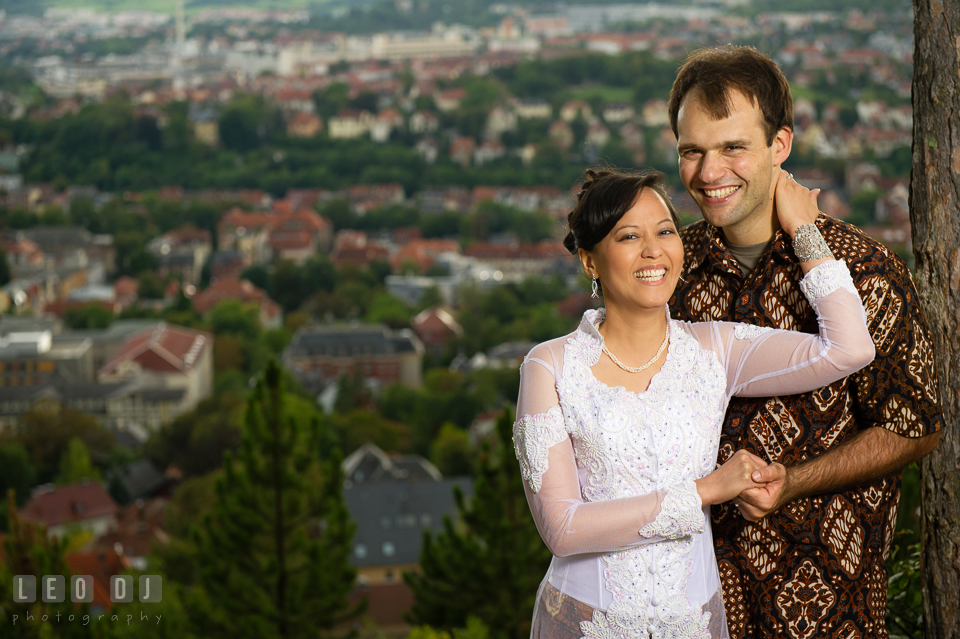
677,138,752,153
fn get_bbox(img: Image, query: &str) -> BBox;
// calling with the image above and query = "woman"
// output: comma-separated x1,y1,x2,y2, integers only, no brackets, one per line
512,168,874,638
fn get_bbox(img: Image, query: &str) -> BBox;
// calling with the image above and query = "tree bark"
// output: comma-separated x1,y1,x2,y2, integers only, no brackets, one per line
911,2,960,638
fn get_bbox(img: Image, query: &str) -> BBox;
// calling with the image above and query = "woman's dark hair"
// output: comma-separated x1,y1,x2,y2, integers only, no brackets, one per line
563,168,681,256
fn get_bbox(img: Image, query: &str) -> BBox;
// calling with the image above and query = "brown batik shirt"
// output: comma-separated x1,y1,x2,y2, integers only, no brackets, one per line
669,214,943,639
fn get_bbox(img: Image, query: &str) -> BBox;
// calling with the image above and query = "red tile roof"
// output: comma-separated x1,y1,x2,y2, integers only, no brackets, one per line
20,483,119,529
99,324,211,376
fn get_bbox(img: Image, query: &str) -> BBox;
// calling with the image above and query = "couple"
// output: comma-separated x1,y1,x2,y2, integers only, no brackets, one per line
513,46,943,639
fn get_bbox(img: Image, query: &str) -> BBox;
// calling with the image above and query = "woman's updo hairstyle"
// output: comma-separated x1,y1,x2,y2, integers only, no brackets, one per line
562,168,681,255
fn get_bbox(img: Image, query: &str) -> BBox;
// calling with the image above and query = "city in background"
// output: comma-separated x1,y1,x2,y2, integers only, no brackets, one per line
0,0,923,637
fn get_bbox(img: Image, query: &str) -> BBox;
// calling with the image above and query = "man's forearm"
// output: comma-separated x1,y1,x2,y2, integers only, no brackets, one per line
780,426,940,506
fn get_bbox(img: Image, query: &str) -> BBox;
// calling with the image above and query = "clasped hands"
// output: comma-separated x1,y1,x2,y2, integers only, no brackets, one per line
697,449,788,522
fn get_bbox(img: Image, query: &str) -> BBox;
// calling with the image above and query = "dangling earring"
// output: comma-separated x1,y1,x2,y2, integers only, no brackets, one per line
678,274,687,283
591,276,600,299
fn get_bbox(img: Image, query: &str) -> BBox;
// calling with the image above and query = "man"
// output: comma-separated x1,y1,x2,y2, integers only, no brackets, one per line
667,45,942,639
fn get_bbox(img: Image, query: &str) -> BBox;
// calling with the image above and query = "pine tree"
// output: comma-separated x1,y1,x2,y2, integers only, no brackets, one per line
405,408,552,639
192,361,362,639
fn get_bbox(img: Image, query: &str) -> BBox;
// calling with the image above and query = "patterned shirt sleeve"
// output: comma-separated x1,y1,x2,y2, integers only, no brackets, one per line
846,244,944,438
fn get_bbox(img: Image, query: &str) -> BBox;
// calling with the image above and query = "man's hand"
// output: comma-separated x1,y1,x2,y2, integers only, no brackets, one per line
734,463,787,521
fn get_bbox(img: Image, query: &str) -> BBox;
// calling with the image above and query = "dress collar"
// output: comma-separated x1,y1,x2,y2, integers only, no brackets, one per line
576,306,673,348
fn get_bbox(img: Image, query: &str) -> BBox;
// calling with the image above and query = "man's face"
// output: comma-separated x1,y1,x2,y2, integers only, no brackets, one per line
676,89,792,244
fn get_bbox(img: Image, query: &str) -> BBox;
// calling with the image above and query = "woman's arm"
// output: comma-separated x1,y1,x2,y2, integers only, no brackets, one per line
514,345,767,557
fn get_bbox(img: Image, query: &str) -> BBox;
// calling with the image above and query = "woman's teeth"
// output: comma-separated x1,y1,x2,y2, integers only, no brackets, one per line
704,186,739,198
634,269,666,281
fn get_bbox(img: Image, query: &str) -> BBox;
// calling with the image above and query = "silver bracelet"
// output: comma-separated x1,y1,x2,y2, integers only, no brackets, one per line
792,224,834,262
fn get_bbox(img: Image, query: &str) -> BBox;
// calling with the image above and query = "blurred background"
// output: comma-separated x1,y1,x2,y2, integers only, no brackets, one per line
0,0,924,637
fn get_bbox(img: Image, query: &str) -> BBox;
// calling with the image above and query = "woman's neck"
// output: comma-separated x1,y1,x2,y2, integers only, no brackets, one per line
597,303,668,357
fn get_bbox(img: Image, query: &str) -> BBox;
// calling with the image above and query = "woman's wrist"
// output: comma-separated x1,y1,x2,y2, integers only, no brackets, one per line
792,223,834,262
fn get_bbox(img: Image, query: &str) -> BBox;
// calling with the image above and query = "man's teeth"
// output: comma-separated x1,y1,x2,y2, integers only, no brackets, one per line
634,269,666,281
704,186,739,198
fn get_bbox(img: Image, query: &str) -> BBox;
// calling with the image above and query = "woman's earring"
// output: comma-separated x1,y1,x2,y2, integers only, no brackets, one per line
678,274,687,283
591,276,599,299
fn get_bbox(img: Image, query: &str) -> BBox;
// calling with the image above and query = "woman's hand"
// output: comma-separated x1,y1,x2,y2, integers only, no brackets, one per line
774,168,821,239
696,449,769,506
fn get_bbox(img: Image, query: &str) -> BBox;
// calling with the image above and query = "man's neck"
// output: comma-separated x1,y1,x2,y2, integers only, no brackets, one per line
720,212,779,247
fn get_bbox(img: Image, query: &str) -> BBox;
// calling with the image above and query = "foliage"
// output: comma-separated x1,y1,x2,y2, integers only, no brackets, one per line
2,406,113,484
55,437,101,485
886,533,922,639
405,409,551,638
143,392,245,479
430,423,474,478
0,443,36,532
192,360,362,638
62,303,114,330
0,490,95,639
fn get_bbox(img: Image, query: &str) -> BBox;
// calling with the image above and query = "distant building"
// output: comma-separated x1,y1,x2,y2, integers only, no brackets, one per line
192,277,282,329
342,443,472,586
98,323,214,415
0,329,95,387
147,227,212,286
21,481,119,539
411,306,463,359
283,323,424,393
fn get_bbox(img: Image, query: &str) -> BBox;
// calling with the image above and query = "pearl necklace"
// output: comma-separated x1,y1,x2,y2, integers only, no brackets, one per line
601,323,670,373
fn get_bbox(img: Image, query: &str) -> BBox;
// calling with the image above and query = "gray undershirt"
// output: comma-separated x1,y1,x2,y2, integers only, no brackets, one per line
726,239,774,276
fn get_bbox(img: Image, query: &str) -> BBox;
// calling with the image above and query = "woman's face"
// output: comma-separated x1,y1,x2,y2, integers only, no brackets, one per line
579,189,683,314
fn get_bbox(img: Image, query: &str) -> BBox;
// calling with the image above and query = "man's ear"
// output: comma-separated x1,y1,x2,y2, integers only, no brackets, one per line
773,126,793,166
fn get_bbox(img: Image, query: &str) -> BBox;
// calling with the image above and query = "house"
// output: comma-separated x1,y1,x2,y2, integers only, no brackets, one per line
286,112,323,138
217,208,273,265
549,119,574,150
65,548,131,612
370,108,404,143
0,329,95,387
267,205,333,264
560,99,592,122
283,323,424,393
342,443,472,635
585,119,611,148
329,109,374,139
602,102,634,124
408,110,439,134
640,98,670,128
98,323,214,414
514,98,551,119
411,306,463,359
94,496,170,571
330,231,391,268
192,277,282,329
433,88,465,112
347,183,405,214
449,136,475,168
389,238,460,274
147,227,212,286
20,481,119,539
473,139,506,166
484,105,517,139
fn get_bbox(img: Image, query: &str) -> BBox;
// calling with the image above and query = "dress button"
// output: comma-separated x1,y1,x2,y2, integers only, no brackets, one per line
651,595,661,606
648,624,658,635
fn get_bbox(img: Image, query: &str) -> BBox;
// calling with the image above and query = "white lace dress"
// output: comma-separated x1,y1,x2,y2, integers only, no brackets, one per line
512,260,874,639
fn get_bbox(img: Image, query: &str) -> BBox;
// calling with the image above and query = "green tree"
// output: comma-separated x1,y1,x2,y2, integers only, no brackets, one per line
405,409,551,637
0,246,11,286
54,437,101,485
4,406,114,484
62,303,114,330
0,490,95,639
192,361,362,638
430,423,474,477
0,443,36,532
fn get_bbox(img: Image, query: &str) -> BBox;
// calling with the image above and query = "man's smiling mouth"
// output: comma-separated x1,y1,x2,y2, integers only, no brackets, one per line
703,186,740,198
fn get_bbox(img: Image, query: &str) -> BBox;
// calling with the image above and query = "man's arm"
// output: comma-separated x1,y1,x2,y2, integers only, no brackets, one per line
736,427,940,521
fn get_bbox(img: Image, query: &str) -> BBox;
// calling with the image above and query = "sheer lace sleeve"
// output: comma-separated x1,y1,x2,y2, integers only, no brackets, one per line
514,340,704,558
684,260,875,398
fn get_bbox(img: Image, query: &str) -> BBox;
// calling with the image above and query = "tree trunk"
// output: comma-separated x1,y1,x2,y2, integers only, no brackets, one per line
911,2,960,638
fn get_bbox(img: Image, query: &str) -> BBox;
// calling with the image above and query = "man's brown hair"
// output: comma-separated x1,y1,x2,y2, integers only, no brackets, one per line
668,45,794,145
